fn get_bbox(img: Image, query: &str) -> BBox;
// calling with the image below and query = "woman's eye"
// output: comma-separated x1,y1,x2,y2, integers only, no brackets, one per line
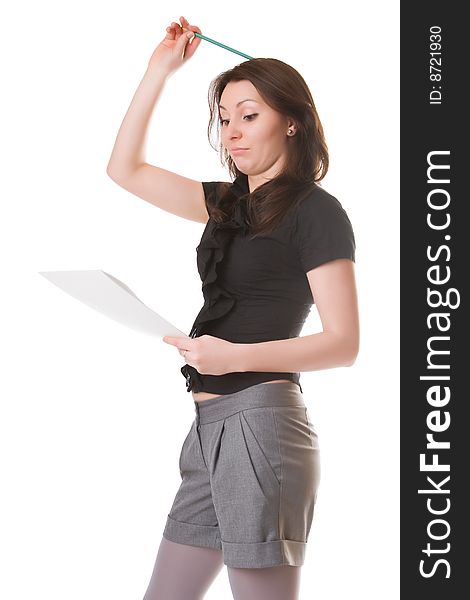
219,114,258,126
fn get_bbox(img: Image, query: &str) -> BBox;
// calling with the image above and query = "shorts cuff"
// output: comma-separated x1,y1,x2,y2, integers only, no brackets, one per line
163,514,222,550
222,538,306,568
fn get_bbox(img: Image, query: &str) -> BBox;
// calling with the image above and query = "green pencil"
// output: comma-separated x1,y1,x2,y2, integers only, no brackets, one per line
183,28,253,60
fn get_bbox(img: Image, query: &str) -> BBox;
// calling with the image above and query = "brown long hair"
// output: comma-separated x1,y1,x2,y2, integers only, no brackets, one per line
206,58,329,238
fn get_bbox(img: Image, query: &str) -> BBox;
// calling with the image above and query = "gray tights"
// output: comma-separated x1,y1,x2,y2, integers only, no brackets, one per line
141,537,301,600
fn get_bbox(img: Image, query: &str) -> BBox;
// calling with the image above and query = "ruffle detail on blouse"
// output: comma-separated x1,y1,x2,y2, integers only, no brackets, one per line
181,175,250,392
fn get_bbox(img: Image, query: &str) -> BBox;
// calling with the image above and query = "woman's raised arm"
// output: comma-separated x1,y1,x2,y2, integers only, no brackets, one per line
106,16,209,224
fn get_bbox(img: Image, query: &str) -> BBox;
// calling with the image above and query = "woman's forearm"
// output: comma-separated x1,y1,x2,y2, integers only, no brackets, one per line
234,331,359,374
106,64,170,179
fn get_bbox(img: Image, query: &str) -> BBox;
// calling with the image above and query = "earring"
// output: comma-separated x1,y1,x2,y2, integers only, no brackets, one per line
287,128,295,136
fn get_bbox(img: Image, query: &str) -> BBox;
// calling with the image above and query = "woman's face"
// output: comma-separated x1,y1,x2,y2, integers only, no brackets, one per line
219,80,292,188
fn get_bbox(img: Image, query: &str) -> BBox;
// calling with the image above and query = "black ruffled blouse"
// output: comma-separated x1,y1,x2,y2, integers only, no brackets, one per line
181,174,250,392
180,172,356,394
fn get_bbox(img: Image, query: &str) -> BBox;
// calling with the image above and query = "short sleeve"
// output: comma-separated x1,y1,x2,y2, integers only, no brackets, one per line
293,189,356,273
202,181,225,218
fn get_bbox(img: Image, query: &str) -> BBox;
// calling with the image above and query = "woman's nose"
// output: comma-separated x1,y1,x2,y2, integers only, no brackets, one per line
226,121,242,138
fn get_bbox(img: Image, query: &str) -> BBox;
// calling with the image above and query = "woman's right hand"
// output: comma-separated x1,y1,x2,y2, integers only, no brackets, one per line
148,15,202,75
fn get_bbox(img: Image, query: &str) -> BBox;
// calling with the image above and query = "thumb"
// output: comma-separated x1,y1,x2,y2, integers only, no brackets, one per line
177,31,194,55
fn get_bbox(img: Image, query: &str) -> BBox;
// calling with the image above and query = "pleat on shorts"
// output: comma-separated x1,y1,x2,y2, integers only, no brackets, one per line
163,381,321,568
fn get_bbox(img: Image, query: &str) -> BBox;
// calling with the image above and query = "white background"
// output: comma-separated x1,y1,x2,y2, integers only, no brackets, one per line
0,1,399,598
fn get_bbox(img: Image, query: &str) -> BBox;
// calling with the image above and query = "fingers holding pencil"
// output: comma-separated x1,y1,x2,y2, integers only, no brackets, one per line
149,16,202,73
165,16,202,51
150,14,253,74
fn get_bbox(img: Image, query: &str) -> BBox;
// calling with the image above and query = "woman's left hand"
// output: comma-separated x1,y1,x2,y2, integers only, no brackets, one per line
162,334,243,375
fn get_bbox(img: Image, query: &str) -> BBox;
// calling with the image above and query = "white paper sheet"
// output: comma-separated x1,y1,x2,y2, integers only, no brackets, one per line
39,269,189,339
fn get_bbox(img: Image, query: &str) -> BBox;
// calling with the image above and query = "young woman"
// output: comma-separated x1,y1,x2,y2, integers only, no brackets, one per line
107,15,359,600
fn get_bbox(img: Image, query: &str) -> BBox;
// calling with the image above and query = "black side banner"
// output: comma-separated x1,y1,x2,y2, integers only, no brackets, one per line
400,3,467,598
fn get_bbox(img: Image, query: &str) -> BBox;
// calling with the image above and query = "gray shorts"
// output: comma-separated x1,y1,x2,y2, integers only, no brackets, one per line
163,381,321,568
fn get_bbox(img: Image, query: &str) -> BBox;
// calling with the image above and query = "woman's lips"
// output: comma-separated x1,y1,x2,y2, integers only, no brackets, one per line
231,148,249,155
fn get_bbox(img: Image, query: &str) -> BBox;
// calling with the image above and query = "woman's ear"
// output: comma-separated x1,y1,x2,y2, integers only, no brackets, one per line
286,118,297,135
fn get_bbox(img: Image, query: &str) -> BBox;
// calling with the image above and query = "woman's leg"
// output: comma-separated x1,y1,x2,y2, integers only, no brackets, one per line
227,565,301,600
142,536,225,600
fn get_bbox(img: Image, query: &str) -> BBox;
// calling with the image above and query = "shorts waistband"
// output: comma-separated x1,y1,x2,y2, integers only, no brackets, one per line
193,381,305,425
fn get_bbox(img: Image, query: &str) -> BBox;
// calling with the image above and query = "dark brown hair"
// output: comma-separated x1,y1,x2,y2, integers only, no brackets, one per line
206,57,329,238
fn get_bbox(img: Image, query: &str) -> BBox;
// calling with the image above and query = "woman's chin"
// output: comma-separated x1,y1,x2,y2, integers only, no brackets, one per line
232,156,250,169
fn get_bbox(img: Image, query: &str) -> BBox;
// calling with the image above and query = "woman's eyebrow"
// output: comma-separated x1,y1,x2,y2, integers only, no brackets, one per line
219,99,259,110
